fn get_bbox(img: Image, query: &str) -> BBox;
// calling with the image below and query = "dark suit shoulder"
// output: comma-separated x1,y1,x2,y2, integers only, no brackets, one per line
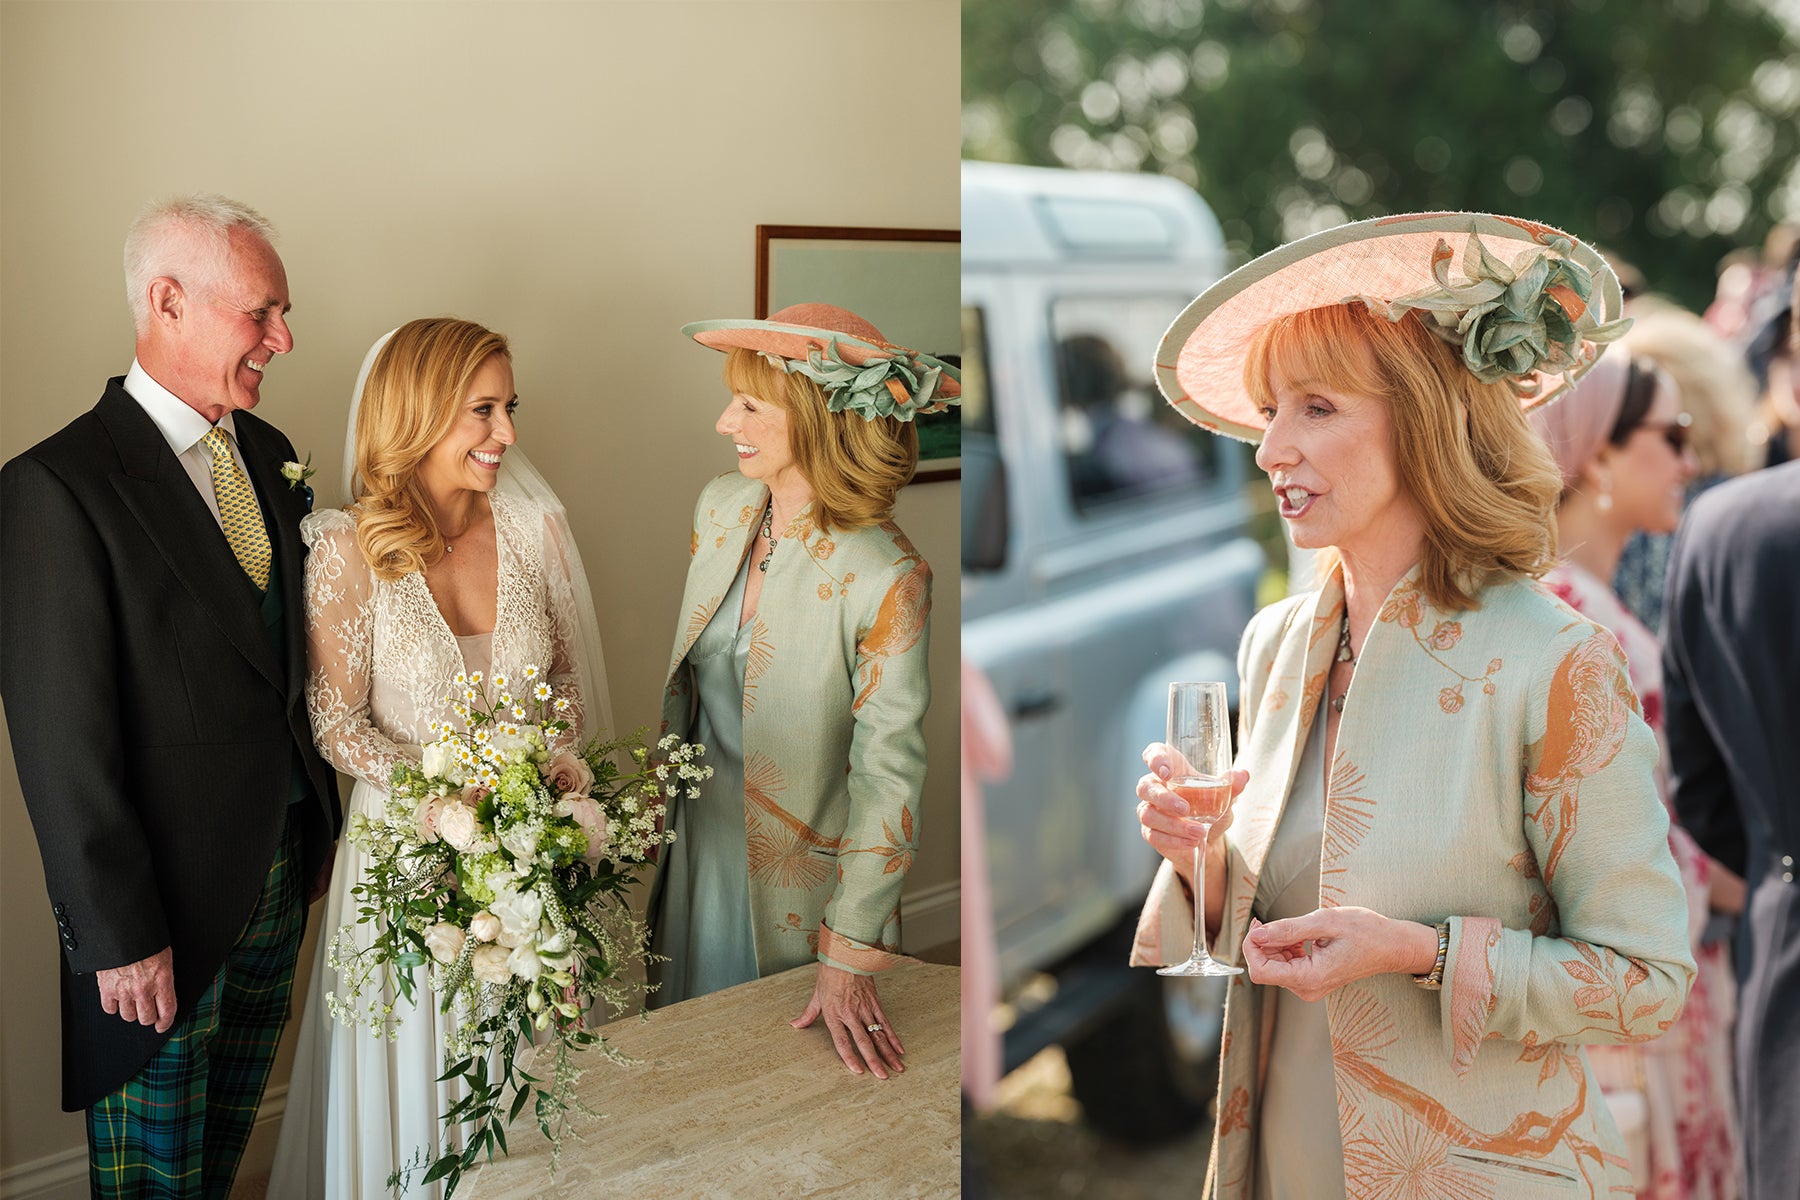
232,408,297,460
1678,462,1800,566
2,391,119,479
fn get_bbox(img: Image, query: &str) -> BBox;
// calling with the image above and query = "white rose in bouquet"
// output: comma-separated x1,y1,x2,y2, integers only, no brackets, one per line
554,795,610,863
499,819,542,861
489,724,538,761
421,738,454,779
469,910,502,943
437,800,481,852
507,942,543,981
490,886,544,949
545,751,594,798
424,922,465,964
471,943,513,985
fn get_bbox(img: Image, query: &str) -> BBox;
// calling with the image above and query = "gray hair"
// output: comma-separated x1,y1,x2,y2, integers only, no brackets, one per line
122,194,277,333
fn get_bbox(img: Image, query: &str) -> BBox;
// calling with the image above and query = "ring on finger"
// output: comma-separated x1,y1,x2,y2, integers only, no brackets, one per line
866,1023,883,1033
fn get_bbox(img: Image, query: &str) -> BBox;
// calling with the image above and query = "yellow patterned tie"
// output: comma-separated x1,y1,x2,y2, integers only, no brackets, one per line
200,427,271,590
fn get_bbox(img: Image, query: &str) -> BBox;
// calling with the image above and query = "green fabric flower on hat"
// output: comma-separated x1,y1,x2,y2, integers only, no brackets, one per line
1350,228,1633,397
767,338,957,422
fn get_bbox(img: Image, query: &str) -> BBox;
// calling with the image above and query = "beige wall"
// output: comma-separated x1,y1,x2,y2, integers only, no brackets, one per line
0,1,959,1189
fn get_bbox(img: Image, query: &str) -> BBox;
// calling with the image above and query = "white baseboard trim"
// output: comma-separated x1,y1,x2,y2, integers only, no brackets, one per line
901,881,959,959
0,1084,288,1200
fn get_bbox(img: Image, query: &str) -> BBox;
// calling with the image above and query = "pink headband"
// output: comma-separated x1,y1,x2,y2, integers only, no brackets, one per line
1527,354,1631,489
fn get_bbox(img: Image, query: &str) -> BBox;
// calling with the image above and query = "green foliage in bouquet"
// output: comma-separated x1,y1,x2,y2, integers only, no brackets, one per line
325,664,711,1196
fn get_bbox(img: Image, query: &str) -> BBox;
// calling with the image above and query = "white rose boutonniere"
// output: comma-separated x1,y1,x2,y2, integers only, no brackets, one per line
280,453,316,511
280,453,315,490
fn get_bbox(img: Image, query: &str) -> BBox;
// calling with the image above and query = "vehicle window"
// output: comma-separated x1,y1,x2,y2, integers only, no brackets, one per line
1050,296,1220,516
961,304,1008,573
961,304,993,437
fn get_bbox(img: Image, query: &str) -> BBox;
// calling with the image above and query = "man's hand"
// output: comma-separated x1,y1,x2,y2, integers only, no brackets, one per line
97,947,177,1033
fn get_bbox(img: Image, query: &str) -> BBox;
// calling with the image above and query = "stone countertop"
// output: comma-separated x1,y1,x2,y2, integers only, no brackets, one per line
461,960,960,1199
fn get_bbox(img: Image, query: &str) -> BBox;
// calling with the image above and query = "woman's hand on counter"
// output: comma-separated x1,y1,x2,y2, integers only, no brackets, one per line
790,963,906,1079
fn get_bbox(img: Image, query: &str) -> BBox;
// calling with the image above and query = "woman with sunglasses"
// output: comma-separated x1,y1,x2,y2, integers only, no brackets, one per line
1530,357,1744,1200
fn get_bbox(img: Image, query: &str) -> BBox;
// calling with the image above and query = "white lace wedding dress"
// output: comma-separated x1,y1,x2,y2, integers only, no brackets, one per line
270,486,600,1200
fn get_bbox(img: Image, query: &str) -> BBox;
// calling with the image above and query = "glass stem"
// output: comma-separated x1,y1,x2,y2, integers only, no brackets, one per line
1190,827,1209,963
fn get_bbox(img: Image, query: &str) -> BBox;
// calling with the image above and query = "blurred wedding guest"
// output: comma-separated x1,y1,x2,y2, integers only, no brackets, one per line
1531,357,1744,1199
1058,333,1202,505
960,657,1010,1200
1744,282,1796,468
650,304,956,1079
1130,213,1692,1199
960,657,1008,1112
1663,456,1800,1200
1607,304,1758,627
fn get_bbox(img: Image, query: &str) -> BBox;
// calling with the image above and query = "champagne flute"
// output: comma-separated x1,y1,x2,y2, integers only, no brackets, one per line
1157,681,1243,977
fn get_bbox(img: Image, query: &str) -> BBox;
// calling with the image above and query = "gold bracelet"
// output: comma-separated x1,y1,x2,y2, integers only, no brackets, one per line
1414,921,1450,990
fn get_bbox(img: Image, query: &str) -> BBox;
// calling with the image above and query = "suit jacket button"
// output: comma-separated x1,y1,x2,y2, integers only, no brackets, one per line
63,937,77,950
1782,855,1795,868
53,903,66,916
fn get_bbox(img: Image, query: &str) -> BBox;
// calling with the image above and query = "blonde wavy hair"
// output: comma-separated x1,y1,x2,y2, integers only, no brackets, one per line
723,348,917,532
1244,303,1562,612
352,318,511,581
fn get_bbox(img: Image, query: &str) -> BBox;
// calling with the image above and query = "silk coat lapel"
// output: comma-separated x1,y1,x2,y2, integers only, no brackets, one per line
665,486,762,684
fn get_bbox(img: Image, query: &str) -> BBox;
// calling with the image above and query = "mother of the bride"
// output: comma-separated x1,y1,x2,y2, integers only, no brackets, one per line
651,303,957,1079
1131,214,1695,1198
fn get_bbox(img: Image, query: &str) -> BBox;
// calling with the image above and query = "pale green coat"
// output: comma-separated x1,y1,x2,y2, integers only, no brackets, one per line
1132,565,1695,1199
657,472,931,977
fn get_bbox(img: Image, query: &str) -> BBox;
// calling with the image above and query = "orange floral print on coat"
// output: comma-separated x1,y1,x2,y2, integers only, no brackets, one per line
853,554,931,711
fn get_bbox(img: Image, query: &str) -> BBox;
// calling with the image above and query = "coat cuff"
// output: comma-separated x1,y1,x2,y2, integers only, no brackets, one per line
1129,859,1197,967
1440,915,1505,1075
818,922,909,975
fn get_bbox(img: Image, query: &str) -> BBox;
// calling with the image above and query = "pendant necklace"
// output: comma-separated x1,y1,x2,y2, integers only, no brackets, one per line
1331,614,1355,713
758,502,777,573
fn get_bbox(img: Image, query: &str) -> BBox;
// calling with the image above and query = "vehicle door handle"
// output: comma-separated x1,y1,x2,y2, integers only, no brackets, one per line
1009,689,1062,720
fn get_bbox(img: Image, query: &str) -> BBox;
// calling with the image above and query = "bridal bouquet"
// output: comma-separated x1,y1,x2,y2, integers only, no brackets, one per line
327,664,709,1196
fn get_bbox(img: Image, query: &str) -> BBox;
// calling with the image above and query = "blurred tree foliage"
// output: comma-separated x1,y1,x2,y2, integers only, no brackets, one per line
963,0,1800,311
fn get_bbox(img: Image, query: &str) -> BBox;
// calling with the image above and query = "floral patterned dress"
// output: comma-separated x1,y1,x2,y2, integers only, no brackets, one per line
269,487,591,1200
1545,562,1742,1200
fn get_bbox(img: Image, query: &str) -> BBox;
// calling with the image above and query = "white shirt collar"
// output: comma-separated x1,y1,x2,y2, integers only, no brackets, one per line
123,358,239,457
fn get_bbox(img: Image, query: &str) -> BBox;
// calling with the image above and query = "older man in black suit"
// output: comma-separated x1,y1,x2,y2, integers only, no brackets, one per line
1664,287,1800,1200
0,195,339,1198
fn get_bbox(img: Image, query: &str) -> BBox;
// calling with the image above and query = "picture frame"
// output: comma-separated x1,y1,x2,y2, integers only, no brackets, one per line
755,224,961,483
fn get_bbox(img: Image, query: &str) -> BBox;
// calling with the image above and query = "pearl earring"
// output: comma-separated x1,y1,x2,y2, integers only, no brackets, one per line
1597,479,1613,512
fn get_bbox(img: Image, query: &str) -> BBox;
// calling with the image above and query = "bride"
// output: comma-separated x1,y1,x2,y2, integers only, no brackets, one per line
270,318,611,1198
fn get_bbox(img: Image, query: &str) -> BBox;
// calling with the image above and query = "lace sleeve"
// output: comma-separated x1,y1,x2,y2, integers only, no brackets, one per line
540,506,613,746
302,510,414,788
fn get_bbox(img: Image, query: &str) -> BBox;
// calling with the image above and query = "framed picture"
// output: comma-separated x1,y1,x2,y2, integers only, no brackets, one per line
755,224,960,483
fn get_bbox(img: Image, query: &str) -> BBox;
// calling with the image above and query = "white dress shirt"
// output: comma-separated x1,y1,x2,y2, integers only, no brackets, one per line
123,358,261,532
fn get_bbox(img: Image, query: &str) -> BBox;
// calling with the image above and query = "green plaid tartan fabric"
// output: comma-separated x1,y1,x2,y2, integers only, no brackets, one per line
200,427,271,591
86,817,303,1198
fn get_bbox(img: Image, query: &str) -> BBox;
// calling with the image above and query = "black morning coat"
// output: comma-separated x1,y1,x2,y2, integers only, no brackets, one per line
0,378,341,1111
1663,459,1800,1200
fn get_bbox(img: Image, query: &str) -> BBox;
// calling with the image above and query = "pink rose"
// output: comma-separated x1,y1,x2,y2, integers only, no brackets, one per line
545,751,594,798
556,795,610,862
415,795,443,843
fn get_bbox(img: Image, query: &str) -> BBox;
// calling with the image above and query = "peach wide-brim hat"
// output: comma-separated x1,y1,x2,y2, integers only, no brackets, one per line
682,301,961,402
1154,212,1628,444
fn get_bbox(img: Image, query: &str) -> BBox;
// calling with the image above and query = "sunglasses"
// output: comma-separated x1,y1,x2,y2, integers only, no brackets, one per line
1611,360,1693,456
1634,411,1693,455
